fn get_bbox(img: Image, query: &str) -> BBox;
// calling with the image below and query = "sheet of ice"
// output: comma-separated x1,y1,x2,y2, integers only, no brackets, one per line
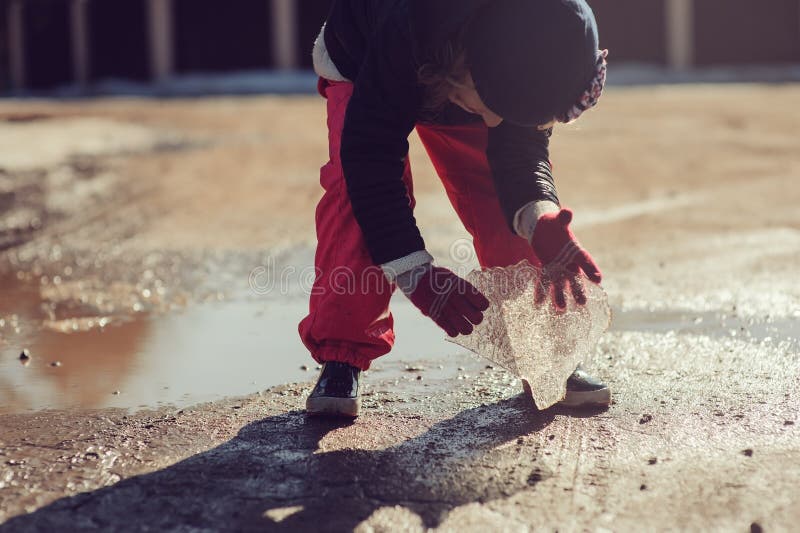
450,261,611,409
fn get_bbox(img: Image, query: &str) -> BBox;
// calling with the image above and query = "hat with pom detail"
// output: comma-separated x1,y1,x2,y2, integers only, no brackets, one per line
465,0,604,127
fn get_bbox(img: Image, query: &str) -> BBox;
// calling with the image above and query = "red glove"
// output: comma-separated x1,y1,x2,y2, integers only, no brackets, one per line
530,208,602,310
400,265,490,337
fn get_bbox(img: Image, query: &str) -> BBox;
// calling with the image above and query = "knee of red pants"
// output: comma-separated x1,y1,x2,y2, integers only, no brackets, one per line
416,123,539,268
298,313,395,371
472,223,542,269
445,190,541,269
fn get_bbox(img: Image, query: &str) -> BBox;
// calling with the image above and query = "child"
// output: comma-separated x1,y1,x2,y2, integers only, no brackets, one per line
301,0,609,417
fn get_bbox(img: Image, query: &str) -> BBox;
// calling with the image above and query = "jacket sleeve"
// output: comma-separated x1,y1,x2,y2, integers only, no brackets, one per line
486,122,560,232
340,14,425,266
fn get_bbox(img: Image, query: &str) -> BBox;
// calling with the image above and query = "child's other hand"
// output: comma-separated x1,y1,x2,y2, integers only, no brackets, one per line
398,265,490,337
534,270,588,311
530,208,602,311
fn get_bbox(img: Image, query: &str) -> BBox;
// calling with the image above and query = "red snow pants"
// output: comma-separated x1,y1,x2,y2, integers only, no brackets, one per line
298,78,539,370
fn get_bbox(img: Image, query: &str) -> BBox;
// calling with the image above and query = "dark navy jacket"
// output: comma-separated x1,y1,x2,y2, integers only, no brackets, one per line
324,0,559,265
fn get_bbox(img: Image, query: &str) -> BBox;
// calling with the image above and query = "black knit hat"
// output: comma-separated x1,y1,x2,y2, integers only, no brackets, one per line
465,0,600,127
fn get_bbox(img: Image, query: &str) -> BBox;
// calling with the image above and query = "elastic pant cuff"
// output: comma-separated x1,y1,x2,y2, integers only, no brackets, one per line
312,346,374,371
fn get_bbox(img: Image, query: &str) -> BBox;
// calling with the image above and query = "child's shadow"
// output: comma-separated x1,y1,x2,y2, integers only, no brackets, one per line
3,396,562,532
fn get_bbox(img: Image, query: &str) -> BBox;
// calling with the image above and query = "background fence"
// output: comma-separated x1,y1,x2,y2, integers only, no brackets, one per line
2,0,800,92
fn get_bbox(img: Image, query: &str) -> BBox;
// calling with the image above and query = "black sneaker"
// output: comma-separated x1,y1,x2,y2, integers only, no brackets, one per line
559,366,611,408
305,362,361,417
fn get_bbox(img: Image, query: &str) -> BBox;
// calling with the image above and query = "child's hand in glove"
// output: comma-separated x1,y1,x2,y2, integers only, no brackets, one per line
530,208,602,310
397,264,489,337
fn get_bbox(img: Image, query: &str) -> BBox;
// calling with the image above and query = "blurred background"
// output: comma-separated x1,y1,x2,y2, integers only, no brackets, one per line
2,0,800,94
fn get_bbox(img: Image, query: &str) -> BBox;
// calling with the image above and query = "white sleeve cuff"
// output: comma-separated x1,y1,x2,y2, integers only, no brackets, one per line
380,250,434,283
513,200,560,242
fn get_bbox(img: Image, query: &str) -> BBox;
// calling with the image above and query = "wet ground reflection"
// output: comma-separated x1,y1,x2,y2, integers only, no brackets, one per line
0,273,457,414
3,270,797,415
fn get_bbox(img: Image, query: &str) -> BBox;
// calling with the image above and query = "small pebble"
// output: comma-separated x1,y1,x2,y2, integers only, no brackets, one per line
750,523,763,533
112,391,120,395
416,375,423,381
19,349,31,361
300,365,309,371
784,420,794,426
639,414,653,424
742,448,753,457
648,457,657,465
50,361,62,367
640,484,647,491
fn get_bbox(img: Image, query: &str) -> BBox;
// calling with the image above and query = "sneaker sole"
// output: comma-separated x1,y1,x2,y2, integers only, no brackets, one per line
559,388,612,408
306,396,360,418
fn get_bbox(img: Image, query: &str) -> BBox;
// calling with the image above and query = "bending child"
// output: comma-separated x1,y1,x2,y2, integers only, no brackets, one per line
301,0,609,417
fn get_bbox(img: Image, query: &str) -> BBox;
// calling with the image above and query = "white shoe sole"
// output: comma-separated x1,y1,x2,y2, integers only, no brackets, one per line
306,396,361,418
559,388,612,408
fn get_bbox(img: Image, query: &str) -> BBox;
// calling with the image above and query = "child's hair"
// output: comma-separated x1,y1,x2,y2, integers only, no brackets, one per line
417,26,470,116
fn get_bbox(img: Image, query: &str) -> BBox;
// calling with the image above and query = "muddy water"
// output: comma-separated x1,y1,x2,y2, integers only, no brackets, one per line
0,250,800,413
3,266,797,415
0,272,462,414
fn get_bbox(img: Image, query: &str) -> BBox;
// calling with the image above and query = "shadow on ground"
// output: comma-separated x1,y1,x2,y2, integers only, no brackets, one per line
2,396,560,532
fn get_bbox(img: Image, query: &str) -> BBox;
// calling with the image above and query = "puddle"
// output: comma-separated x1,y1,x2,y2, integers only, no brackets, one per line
0,275,460,415
3,266,797,415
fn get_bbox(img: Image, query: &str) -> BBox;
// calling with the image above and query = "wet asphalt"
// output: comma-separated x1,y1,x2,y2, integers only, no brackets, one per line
1,87,799,530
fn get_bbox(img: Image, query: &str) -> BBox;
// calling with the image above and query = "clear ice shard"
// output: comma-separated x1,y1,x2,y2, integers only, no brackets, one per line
450,261,612,409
